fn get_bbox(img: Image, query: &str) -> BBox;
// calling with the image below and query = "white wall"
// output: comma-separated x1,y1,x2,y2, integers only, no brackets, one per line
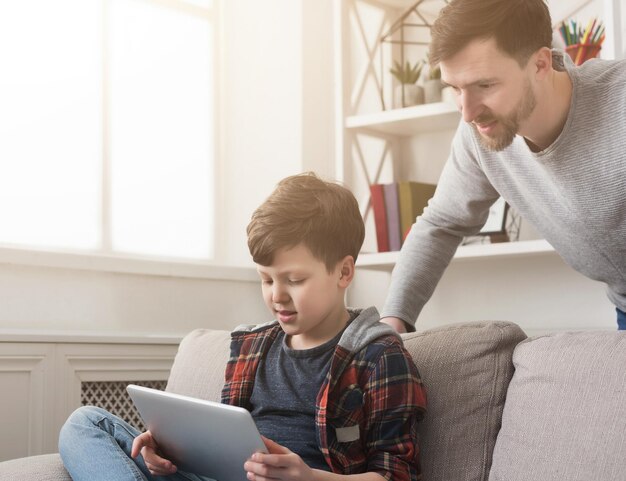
0,262,265,334
218,0,335,264
218,0,302,264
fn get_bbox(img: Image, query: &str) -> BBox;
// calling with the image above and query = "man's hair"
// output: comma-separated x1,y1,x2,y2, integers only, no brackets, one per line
247,172,365,271
429,0,553,67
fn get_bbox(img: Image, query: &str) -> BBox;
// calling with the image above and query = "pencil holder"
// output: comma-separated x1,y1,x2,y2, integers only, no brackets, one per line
565,43,601,66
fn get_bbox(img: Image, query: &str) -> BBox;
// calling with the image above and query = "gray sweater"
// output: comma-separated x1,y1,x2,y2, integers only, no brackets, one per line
382,53,626,326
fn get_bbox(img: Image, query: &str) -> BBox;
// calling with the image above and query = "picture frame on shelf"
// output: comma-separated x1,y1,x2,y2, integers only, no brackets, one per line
479,197,509,242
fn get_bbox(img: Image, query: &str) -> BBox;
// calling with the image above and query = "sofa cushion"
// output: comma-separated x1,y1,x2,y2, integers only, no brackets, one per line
402,321,526,481
0,453,71,481
166,328,232,402
489,330,626,481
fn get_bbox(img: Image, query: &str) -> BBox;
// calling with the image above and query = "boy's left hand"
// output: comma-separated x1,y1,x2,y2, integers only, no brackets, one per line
244,436,315,481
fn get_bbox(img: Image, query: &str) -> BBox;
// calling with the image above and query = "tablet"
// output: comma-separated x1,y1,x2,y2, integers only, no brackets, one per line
126,384,267,481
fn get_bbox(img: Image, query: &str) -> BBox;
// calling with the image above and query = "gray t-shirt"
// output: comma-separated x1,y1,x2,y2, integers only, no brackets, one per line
382,53,626,325
249,326,347,471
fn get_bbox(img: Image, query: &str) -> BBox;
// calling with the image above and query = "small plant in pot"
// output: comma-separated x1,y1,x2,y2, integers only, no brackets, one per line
424,64,443,103
390,60,424,108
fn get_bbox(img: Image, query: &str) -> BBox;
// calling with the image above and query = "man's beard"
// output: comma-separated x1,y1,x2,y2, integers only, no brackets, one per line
472,79,537,152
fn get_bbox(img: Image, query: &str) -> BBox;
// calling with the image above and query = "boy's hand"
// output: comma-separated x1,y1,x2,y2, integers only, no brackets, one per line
131,430,178,476
244,436,314,481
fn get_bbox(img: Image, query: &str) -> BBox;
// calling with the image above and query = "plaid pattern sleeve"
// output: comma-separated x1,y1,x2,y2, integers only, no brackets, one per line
363,340,426,481
221,324,281,409
319,336,426,481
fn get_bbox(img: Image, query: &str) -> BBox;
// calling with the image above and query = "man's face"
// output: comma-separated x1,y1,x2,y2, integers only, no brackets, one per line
440,38,537,151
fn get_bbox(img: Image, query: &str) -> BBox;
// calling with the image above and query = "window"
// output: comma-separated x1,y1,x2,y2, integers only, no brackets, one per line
0,0,215,260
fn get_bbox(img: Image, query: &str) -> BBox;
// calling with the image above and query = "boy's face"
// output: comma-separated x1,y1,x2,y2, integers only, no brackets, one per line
441,37,538,151
256,243,351,350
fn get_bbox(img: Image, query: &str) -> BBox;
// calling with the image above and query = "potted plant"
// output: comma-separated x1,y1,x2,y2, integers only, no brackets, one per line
424,64,443,103
390,60,424,108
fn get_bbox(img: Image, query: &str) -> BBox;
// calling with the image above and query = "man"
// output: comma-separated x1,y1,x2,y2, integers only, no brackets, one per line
381,0,626,332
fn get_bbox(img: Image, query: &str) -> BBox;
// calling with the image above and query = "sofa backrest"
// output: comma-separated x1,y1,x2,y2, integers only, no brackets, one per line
166,321,526,481
488,330,626,481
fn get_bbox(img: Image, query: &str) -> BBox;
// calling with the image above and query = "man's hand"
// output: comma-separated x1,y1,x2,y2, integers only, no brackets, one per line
131,430,177,476
244,436,314,481
380,316,408,333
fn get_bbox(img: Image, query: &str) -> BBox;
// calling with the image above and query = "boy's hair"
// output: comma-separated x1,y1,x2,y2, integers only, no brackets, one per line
247,172,365,271
429,0,553,67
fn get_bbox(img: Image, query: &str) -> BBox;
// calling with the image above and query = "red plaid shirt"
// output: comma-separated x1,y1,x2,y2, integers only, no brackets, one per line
221,321,426,481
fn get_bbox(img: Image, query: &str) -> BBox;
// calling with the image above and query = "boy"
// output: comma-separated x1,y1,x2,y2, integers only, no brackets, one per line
59,172,427,481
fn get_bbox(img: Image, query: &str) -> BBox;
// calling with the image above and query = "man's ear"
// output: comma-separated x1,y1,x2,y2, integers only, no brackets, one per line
337,255,355,288
532,47,553,79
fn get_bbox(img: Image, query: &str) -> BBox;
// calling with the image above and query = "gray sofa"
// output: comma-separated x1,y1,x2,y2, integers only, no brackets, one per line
1,321,625,481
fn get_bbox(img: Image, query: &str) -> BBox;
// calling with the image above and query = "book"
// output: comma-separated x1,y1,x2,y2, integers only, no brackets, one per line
383,183,402,251
369,184,389,252
398,181,437,241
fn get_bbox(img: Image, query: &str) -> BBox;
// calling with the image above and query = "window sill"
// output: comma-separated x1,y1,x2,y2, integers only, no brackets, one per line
0,328,185,344
0,246,258,282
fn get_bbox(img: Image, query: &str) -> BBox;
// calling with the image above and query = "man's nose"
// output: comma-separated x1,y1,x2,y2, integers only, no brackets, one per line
458,91,481,123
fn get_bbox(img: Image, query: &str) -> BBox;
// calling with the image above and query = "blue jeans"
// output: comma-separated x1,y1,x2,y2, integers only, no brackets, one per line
618,308,626,331
59,406,210,481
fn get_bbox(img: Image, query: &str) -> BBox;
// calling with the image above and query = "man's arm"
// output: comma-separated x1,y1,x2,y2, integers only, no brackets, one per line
382,122,500,330
379,316,409,333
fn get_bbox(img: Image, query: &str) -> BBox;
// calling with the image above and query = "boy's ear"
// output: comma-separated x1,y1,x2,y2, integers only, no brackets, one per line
337,255,355,288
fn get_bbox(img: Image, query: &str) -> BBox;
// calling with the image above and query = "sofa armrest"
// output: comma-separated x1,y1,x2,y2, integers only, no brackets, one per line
0,453,71,481
166,328,232,401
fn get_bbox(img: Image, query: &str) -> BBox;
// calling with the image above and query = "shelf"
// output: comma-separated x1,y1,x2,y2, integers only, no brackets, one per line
345,102,461,136
356,239,555,270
